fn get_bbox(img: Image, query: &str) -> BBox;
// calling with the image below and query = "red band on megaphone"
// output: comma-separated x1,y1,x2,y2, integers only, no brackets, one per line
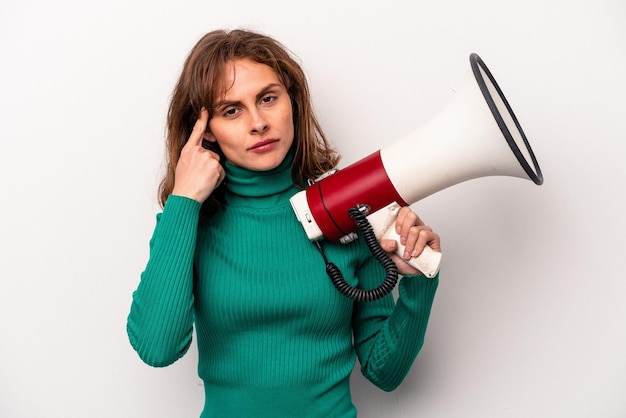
305,151,407,242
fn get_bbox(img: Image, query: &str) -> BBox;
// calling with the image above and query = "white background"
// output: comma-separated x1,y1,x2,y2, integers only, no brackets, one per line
1,0,625,417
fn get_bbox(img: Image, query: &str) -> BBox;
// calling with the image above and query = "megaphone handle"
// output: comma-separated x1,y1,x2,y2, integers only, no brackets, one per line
381,227,442,278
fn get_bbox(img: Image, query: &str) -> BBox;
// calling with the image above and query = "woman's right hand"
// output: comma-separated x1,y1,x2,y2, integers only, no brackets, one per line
172,108,225,203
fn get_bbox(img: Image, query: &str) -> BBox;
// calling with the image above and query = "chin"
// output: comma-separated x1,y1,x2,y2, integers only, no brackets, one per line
254,159,283,172
249,152,288,172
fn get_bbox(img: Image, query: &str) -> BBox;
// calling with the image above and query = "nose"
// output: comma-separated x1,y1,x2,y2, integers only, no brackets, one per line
249,109,269,134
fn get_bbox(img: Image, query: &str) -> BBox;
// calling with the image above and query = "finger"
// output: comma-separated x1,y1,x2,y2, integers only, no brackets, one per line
401,224,435,257
412,227,432,257
395,206,423,229
425,231,441,253
396,209,421,245
389,253,421,276
409,228,441,258
394,207,409,235
188,107,209,147
380,239,419,274
216,163,226,185
379,239,398,253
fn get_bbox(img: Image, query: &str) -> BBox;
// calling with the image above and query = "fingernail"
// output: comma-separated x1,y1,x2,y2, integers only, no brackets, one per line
404,251,410,259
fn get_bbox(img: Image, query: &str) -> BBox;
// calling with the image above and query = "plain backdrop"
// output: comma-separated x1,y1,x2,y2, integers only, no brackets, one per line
1,0,625,417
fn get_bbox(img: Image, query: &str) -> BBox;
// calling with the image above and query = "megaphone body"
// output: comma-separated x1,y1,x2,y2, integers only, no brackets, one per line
290,53,543,279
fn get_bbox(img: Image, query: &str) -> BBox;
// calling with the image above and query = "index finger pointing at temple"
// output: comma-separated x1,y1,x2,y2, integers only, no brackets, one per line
189,107,209,146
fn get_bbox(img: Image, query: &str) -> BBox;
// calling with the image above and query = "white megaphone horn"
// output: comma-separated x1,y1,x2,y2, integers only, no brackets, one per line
290,53,543,296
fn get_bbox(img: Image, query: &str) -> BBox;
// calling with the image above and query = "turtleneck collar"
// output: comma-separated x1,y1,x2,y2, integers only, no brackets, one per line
223,149,298,208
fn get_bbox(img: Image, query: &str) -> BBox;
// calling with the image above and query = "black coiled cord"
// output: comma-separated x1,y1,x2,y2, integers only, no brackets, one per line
316,206,399,302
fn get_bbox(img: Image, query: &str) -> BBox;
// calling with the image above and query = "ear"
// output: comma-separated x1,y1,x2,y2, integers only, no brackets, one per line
203,131,217,142
201,131,221,153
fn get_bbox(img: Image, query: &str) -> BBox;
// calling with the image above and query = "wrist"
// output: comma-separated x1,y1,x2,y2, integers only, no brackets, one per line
171,186,205,204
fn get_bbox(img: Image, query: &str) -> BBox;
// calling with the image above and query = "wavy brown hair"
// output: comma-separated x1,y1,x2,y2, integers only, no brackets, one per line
158,29,339,219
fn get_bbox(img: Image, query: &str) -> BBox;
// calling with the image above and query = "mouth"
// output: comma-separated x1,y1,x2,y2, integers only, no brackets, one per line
248,139,279,152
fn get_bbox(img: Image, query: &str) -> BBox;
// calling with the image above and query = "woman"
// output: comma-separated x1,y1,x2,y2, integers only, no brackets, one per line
127,29,440,417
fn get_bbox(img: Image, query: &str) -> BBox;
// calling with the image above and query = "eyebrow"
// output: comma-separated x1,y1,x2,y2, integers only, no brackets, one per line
213,83,284,110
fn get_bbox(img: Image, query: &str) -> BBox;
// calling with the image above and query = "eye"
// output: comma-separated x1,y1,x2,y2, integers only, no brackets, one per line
223,107,239,117
260,94,278,105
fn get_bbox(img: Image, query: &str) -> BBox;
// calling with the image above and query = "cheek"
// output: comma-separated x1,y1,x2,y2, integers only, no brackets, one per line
283,108,295,141
208,122,235,147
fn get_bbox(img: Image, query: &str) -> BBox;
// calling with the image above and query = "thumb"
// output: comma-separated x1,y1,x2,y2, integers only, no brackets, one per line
379,239,398,253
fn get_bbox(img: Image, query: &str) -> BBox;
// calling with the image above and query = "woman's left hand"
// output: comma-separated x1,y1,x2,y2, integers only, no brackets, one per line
379,206,441,276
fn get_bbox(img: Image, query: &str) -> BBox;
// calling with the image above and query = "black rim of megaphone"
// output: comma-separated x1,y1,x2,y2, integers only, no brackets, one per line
470,53,543,185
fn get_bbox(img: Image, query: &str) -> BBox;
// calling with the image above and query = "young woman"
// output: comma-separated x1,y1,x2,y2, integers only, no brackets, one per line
127,29,440,417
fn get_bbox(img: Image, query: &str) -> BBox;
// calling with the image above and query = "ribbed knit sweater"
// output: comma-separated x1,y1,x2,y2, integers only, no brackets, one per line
127,153,439,417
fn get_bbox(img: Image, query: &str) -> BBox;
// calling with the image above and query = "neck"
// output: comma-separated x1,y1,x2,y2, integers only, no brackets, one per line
223,150,298,207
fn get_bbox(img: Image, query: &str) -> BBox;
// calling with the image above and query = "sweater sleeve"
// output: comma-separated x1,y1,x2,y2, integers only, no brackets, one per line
352,253,439,392
127,195,201,367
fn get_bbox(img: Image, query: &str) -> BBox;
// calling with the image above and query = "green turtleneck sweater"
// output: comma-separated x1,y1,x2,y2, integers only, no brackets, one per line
127,153,439,417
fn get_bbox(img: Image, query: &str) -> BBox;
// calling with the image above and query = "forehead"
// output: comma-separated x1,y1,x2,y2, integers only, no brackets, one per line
216,58,283,100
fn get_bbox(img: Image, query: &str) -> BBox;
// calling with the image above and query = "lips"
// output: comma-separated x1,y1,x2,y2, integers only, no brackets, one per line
248,139,279,152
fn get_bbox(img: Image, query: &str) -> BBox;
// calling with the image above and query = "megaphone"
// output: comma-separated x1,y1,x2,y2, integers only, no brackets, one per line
290,53,543,299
